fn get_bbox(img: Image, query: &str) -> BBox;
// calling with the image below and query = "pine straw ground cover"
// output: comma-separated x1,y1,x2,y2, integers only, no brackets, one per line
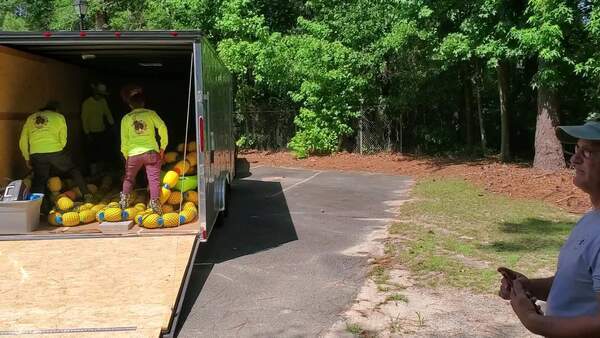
241,150,589,214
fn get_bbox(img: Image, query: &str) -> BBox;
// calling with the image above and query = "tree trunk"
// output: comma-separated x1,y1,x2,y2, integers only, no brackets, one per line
533,87,565,171
497,60,511,162
473,63,487,150
398,114,403,153
463,69,474,150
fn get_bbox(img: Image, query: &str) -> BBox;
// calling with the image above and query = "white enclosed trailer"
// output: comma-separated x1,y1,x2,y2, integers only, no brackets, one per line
0,31,234,337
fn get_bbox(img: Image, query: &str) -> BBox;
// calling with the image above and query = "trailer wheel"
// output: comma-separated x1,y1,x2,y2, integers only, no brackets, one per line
233,145,239,179
215,181,230,227
223,181,230,218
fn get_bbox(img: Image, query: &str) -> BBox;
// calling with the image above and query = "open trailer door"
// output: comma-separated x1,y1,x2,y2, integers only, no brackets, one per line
0,235,199,337
0,31,235,337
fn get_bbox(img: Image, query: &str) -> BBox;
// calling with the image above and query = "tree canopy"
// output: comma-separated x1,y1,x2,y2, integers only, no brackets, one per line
2,0,597,165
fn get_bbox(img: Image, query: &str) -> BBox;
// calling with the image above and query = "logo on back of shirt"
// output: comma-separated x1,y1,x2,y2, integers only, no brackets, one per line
133,119,147,135
34,114,48,129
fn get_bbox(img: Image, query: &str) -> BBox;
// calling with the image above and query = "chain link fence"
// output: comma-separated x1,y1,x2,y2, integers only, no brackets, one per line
235,109,296,150
354,115,401,154
236,106,404,154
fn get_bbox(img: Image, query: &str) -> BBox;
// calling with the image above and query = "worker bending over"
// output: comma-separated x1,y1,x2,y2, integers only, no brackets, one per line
19,101,90,203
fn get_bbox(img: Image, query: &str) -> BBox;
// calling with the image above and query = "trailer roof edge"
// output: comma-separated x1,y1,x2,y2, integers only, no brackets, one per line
0,30,204,43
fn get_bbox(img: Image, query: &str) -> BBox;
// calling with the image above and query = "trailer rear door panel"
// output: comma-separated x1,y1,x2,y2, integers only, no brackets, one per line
0,235,196,337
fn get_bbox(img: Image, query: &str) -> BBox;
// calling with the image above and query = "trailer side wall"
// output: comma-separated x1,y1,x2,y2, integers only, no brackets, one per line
0,46,87,182
200,38,234,237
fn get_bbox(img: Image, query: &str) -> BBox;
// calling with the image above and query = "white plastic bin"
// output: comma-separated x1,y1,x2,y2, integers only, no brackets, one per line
0,193,44,234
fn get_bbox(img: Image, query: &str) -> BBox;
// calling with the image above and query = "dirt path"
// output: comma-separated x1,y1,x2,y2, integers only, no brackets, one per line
325,274,536,337
322,220,537,338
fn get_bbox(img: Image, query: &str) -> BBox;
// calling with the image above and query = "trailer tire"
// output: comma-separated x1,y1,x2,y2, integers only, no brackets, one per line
215,181,230,227
223,181,230,218
233,145,239,179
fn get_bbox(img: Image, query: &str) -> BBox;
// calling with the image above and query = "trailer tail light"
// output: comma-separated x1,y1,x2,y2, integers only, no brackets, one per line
202,229,207,240
43,32,52,38
79,31,87,37
170,31,178,37
198,117,205,153
114,32,122,38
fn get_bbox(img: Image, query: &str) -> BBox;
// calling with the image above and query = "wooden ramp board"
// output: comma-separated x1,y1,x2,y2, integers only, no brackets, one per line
0,235,196,337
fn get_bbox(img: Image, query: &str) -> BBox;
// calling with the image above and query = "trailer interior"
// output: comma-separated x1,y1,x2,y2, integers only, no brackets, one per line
0,33,202,237
0,32,224,337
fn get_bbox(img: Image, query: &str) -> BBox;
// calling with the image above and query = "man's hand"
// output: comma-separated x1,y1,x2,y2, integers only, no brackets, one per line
25,160,32,170
159,149,165,162
498,267,528,300
511,279,543,330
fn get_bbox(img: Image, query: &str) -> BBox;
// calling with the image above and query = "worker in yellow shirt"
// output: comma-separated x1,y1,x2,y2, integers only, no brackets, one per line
119,93,168,214
19,101,91,202
81,82,114,175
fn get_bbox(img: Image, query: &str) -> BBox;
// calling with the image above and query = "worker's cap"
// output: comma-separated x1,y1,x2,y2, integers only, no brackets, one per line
127,88,143,99
92,83,109,95
557,120,600,142
120,84,143,103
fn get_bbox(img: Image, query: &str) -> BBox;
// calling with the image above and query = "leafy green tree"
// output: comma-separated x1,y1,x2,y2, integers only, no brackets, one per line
1,0,597,162
511,0,581,170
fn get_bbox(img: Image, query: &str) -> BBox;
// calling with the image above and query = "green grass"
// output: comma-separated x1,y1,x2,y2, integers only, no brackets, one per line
386,293,409,303
346,323,363,335
370,265,390,284
390,178,577,293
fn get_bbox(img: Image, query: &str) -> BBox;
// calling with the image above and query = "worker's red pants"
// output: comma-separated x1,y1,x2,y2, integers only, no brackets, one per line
122,151,161,199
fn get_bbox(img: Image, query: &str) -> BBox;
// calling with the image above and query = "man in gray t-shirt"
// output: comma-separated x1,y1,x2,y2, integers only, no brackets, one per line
498,120,600,337
547,211,600,317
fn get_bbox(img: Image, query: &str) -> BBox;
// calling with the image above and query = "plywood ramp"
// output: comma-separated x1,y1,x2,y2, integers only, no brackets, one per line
0,235,196,337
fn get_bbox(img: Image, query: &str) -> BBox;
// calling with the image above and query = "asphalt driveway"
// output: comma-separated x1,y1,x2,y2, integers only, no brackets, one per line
177,165,412,337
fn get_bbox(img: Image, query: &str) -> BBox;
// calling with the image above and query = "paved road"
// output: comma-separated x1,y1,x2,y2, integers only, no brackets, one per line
177,166,412,337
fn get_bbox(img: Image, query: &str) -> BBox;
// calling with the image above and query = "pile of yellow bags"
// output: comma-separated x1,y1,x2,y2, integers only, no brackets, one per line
46,172,199,228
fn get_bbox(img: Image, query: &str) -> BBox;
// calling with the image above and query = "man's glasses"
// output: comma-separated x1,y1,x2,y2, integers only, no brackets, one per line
574,144,600,159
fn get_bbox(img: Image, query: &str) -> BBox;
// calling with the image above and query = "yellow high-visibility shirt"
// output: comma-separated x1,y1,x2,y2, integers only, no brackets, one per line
120,108,168,158
19,110,67,161
81,96,114,134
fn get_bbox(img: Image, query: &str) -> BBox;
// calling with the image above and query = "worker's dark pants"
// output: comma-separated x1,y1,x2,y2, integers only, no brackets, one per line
30,151,89,197
86,130,112,174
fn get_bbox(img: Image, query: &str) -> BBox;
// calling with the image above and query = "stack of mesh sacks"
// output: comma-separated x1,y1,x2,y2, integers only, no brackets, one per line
47,141,199,228
47,175,115,227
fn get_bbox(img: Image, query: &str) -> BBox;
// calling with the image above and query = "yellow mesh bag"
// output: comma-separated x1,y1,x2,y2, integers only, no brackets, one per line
56,196,74,211
79,210,96,224
159,212,180,228
98,207,123,222
58,212,80,227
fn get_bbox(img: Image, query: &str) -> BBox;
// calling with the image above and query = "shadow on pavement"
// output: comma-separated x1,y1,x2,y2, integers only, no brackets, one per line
176,170,297,335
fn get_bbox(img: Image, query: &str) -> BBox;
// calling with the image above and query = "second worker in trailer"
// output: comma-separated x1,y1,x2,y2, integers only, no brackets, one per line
119,93,168,214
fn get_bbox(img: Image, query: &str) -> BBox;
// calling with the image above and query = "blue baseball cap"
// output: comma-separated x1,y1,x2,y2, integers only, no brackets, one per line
557,121,600,142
